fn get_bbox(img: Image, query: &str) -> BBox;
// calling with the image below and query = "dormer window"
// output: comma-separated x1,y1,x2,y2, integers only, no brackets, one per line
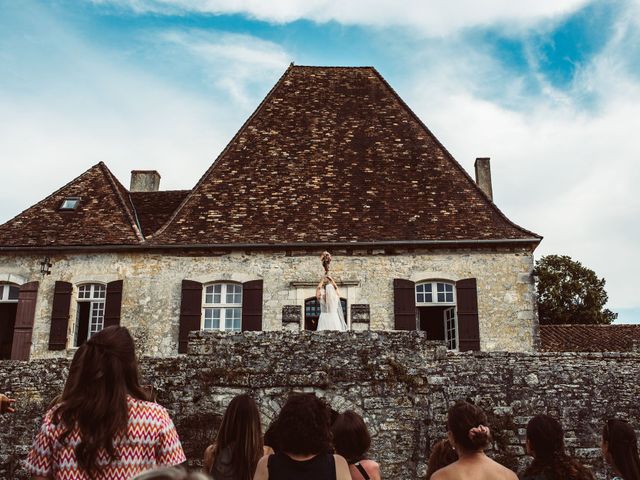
60,197,80,210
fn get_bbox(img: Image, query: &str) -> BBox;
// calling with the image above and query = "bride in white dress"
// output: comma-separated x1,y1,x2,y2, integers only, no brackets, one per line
316,275,348,331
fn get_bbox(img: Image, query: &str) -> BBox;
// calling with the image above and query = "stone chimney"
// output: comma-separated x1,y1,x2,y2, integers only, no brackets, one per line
130,170,161,192
474,157,493,201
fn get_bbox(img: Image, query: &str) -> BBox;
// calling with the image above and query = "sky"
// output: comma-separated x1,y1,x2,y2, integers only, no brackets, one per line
1,0,639,323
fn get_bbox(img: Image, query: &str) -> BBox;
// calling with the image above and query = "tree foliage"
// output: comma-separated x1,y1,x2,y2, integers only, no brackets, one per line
533,254,617,325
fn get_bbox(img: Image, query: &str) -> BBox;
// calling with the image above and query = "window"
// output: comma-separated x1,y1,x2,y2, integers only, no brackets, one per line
75,283,106,346
60,197,80,210
203,283,242,332
0,283,20,302
416,281,458,350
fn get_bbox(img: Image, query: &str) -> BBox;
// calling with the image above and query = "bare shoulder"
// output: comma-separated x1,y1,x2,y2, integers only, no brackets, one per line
489,458,518,480
334,454,352,480
253,454,271,480
362,459,381,479
431,462,457,480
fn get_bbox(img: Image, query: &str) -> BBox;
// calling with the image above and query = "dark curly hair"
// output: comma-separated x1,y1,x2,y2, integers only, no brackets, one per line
447,401,490,452
276,393,332,456
524,414,594,480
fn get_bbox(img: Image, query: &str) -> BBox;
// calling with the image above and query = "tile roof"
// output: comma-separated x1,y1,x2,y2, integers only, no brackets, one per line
0,66,541,250
152,65,540,246
0,162,143,247
129,191,190,237
540,324,640,352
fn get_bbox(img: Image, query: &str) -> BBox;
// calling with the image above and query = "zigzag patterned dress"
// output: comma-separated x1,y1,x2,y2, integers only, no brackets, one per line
25,395,186,479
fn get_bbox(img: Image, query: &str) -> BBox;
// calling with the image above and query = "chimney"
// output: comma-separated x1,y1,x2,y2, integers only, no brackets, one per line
130,170,161,192
474,157,493,201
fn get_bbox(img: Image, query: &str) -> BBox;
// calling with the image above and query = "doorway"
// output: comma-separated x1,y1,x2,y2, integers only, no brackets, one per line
0,283,20,359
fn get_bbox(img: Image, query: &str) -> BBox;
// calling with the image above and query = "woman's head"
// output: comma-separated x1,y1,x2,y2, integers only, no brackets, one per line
526,414,565,460
331,410,371,462
276,392,332,456
602,418,640,480
426,439,458,480
447,401,490,452
209,394,263,480
56,326,148,476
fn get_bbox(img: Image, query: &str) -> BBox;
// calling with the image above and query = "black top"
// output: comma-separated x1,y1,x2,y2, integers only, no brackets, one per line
267,452,336,480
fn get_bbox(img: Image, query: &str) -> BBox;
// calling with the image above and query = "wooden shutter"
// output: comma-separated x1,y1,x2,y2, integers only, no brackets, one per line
242,280,263,331
10,281,39,361
104,280,123,328
179,280,202,354
49,281,72,350
456,278,480,351
393,279,416,330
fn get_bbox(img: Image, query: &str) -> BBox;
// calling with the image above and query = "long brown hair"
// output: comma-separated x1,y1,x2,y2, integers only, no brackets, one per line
603,419,640,480
525,414,594,480
54,326,148,477
208,394,263,480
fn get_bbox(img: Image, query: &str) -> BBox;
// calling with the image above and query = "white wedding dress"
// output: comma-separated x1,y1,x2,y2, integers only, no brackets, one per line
317,284,348,331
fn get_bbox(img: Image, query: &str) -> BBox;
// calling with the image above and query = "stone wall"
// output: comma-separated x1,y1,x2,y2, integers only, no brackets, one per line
0,246,536,358
1,331,637,479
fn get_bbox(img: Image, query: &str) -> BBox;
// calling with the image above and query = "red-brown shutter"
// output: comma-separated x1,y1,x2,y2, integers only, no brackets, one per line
49,281,72,350
104,280,123,328
456,278,480,351
179,280,202,354
242,280,263,331
393,279,416,330
11,281,39,361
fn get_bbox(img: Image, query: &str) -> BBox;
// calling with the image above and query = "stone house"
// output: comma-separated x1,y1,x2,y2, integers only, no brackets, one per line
0,65,541,360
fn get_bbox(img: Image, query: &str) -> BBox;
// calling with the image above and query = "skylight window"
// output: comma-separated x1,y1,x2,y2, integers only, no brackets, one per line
60,197,80,210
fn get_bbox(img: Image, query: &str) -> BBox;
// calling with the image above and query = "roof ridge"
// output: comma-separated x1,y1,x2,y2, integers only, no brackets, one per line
98,162,144,242
149,64,295,240
368,68,542,241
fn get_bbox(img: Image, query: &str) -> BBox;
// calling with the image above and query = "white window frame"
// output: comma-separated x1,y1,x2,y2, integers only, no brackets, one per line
416,280,458,351
0,283,20,303
202,283,243,332
75,283,106,346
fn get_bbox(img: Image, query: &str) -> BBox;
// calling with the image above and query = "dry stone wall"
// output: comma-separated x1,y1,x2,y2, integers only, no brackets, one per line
1,331,637,479
0,247,536,358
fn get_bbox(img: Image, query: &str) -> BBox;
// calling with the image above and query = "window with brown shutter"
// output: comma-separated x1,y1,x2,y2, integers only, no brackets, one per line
456,278,480,351
10,281,39,361
393,279,416,330
49,281,72,350
242,280,263,331
104,280,123,328
179,280,202,353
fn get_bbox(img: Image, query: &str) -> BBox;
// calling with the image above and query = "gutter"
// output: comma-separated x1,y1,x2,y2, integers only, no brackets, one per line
0,237,542,253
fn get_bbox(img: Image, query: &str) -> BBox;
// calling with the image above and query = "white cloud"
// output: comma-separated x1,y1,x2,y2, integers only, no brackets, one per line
0,9,290,227
401,1,640,314
92,0,591,35
158,31,291,107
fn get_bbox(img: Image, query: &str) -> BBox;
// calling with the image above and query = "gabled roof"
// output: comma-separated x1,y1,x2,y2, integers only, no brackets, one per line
0,66,541,251
152,65,540,247
130,190,190,237
540,324,640,352
0,162,143,247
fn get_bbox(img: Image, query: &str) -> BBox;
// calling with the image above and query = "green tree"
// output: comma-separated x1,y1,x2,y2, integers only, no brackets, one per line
533,254,617,325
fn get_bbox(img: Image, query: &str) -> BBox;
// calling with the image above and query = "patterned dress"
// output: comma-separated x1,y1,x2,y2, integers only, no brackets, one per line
25,395,186,479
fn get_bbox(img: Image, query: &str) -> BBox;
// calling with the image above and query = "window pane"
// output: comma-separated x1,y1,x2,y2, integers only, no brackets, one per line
437,283,445,293
205,308,220,330
95,285,106,299
205,285,214,304
8,286,19,300
0,285,4,300
425,292,433,302
424,284,432,293
417,293,424,303
416,284,424,293
437,292,445,302
446,292,454,302
88,301,105,338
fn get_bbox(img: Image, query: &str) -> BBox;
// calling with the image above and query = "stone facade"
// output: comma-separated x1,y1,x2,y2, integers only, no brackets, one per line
1,332,637,480
0,246,537,358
